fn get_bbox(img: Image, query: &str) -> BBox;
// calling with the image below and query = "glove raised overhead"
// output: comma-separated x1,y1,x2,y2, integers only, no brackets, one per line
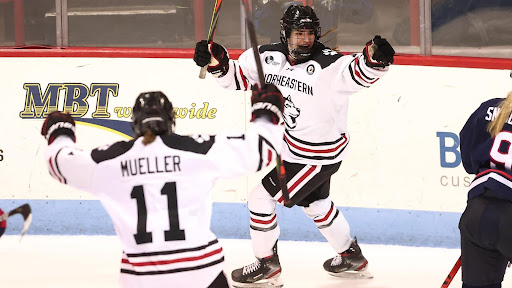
193,40,230,78
362,35,395,68
41,111,76,144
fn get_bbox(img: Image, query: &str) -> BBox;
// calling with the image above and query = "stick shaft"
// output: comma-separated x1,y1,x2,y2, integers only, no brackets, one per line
240,0,290,205
441,256,461,288
199,0,223,79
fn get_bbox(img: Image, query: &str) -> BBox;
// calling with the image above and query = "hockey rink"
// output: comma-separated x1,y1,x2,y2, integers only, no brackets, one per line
2,236,511,288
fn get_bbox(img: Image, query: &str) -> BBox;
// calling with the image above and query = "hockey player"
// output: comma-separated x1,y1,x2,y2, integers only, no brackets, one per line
459,91,512,288
193,4,395,287
40,86,285,288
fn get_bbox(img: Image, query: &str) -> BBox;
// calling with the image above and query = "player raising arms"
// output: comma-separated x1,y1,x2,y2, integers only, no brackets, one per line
41,85,285,288
193,4,395,287
458,90,512,288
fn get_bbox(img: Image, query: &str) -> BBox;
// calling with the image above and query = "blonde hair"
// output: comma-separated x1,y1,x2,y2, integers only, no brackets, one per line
142,130,157,145
488,91,512,138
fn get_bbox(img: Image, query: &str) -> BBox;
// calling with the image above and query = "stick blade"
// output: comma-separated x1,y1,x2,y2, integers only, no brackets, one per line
7,204,32,241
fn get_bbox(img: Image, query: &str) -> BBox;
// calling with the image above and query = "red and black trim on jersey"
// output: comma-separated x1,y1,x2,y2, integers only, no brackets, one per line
467,169,512,201
48,148,68,183
233,61,250,91
257,136,279,171
120,239,224,275
284,130,348,161
349,55,379,88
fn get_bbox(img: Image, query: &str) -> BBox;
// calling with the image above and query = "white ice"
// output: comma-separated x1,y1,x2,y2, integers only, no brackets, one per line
1,236,511,288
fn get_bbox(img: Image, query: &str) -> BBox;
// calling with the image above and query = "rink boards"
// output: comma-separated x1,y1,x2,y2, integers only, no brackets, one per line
1,55,511,247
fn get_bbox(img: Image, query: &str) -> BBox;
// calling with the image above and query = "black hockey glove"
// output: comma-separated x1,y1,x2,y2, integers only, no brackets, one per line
41,111,76,144
250,84,285,125
193,40,230,78
363,35,395,68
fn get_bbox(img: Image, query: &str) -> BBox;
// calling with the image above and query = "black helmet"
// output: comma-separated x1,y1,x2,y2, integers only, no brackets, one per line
280,5,321,60
131,91,175,138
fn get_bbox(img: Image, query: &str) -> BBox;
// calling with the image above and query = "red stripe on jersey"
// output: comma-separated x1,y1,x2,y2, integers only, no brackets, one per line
266,149,273,167
278,165,317,203
239,65,249,90
475,169,512,181
354,57,378,84
122,247,223,267
314,203,334,223
251,214,277,225
49,158,63,183
284,134,347,153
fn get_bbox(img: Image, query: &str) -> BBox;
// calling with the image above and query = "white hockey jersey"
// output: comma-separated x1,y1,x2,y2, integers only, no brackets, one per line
44,119,284,288
216,42,389,165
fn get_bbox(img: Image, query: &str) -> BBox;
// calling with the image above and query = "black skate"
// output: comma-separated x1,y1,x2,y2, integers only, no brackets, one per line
231,243,283,288
323,237,373,279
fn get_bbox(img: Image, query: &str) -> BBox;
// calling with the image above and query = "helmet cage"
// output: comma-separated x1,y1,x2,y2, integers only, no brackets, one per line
131,91,175,138
280,5,321,60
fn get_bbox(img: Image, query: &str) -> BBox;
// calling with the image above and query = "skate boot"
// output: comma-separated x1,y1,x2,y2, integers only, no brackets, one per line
323,237,373,279
231,243,283,288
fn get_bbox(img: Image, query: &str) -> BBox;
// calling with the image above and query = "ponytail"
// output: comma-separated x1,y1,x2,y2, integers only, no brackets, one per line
142,130,157,145
488,91,512,138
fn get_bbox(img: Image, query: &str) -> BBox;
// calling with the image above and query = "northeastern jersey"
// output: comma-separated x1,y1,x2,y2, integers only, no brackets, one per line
460,98,512,202
216,42,389,165
44,120,284,288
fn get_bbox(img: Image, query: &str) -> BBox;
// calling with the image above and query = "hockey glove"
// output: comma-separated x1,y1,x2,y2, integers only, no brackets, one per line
250,84,285,125
363,35,395,68
41,111,76,145
193,40,230,78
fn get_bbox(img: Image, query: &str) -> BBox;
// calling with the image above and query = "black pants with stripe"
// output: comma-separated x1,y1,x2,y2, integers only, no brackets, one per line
262,160,341,208
459,189,512,287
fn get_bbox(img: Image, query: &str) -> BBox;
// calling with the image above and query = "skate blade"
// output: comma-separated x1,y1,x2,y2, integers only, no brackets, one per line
327,269,373,279
232,276,284,288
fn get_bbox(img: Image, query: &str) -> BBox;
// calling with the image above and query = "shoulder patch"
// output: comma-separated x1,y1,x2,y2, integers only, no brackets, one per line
311,46,344,69
91,140,136,163
160,134,216,155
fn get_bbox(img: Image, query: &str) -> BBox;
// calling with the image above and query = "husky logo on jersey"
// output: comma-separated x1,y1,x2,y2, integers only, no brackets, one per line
306,65,315,75
191,134,210,143
283,96,301,129
322,49,338,56
97,143,114,151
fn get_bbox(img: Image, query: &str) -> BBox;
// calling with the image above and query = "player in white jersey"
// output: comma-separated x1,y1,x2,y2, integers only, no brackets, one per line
193,4,395,287
40,86,285,288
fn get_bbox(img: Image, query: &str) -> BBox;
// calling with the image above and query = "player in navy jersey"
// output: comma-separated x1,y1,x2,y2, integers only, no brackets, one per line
459,91,512,288
40,86,285,288
194,4,395,287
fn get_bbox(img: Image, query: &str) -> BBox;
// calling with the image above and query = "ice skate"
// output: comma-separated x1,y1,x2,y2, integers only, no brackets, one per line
323,237,373,279
231,243,283,288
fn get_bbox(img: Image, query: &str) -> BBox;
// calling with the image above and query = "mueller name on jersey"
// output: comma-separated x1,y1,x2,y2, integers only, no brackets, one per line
265,74,313,96
121,156,181,177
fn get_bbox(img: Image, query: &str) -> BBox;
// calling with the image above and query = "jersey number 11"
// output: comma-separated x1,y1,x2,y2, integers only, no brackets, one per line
131,182,185,244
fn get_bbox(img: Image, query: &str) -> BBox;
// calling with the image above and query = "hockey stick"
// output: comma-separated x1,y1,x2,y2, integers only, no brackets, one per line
441,256,461,288
240,0,290,205
199,0,224,79
0,203,32,241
